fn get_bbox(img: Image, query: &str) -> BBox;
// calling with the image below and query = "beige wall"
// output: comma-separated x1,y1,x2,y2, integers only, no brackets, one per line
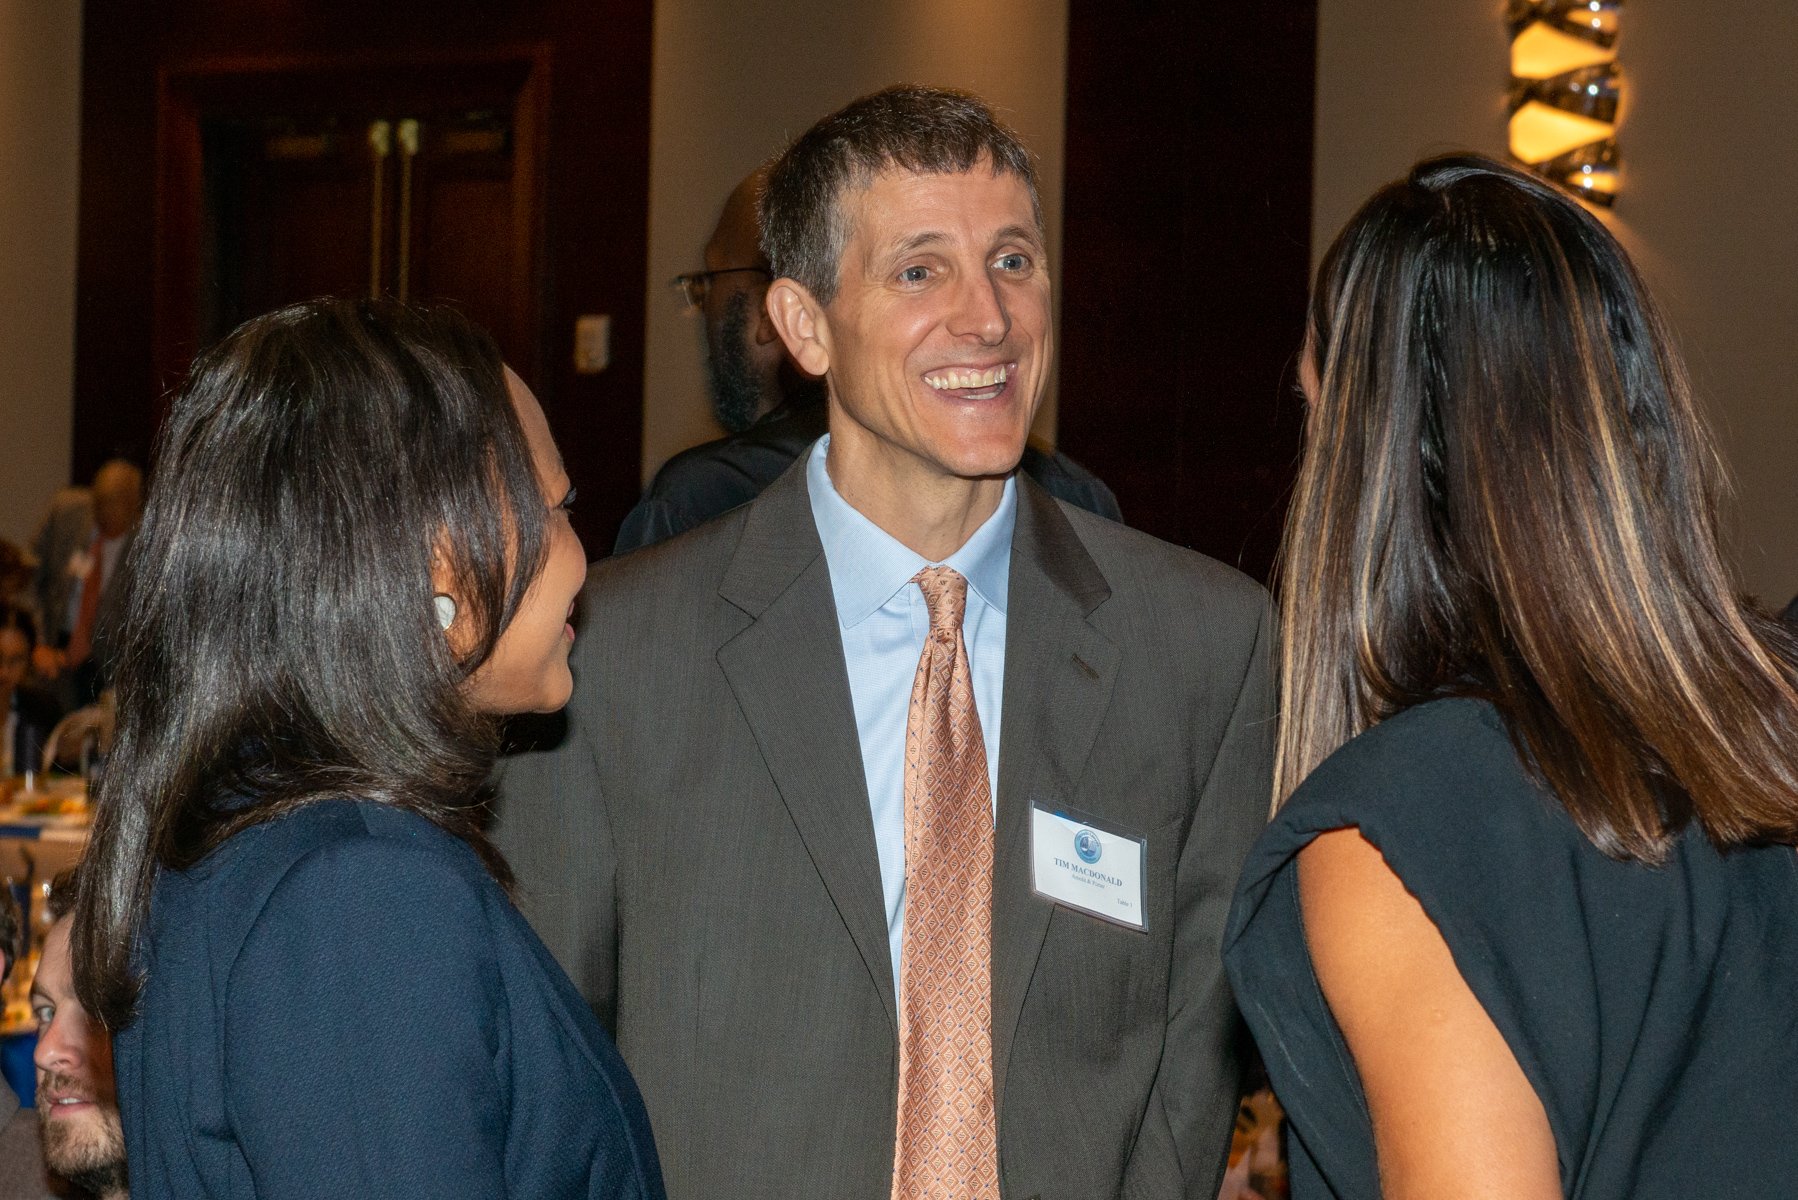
0,0,83,547
1314,0,1798,606
640,0,1069,483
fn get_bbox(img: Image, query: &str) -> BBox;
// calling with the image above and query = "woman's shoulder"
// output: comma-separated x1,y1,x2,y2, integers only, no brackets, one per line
1304,694,1514,786
1281,697,1538,830
1234,697,1573,919
161,800,499,962
202,797,474,881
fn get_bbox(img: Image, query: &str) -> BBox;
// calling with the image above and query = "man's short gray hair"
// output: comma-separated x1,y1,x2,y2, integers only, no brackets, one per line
759,85,1042,306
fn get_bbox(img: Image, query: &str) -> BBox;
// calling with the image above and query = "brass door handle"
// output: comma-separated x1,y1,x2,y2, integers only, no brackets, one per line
395,118,420,302
367,119,393,298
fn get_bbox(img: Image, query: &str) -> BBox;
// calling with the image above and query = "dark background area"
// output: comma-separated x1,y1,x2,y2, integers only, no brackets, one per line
1058,0,1316,582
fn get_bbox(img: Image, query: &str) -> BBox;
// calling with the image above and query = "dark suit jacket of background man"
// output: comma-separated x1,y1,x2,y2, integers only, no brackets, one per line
495,460,1275,1200
7,686,61,777
612,399,1123,555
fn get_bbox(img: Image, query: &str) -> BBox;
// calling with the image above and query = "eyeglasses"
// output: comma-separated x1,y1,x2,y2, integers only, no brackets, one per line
672,267,772,311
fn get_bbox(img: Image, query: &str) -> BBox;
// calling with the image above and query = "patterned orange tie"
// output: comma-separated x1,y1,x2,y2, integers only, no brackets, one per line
892,566,999,1200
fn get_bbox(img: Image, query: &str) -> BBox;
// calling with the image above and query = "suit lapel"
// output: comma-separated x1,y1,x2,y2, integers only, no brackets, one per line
990,479,1120,1107
711,466,1120,1061
715,463,898,1025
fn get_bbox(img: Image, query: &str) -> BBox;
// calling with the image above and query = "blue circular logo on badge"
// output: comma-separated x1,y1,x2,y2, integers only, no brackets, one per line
1074,829,1103,864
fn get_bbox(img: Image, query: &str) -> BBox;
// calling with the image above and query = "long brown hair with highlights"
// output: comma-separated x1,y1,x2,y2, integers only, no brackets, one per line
1277,154,1798,861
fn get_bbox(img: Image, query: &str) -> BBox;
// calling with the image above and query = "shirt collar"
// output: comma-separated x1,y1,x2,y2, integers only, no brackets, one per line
806,435,1015,629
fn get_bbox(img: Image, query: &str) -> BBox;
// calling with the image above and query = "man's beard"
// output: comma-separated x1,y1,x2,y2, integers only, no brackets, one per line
38,1073,127,1197
705,291,766,434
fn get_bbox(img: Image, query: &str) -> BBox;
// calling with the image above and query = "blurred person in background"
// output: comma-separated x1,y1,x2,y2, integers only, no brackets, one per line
28,461,143,707
689,165,825,437
1225,155,1798,1199
0,541,35,631
71,300,664,1199
614,165,1120,553
32,871,124,1200
1,606,61,779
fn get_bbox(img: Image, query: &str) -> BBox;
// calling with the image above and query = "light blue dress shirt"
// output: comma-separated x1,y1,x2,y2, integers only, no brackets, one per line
806,436,1014,989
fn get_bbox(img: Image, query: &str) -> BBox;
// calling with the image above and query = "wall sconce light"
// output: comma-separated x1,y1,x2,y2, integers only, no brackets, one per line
1508,0,1622,206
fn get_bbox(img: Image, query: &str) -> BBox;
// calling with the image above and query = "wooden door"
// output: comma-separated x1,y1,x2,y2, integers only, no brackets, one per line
200,116,374,340
162,57,548,387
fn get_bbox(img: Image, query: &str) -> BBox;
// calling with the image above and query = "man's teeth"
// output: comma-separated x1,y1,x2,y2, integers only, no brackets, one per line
924,364,1009,391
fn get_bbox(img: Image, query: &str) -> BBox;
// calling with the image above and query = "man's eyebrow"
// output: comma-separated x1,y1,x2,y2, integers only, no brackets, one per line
991,223,1045,252
880,230,950,262
875,224,1045,266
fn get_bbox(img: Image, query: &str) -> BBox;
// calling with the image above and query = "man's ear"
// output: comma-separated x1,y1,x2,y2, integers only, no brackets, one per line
750,285,783,347
765,278,832,377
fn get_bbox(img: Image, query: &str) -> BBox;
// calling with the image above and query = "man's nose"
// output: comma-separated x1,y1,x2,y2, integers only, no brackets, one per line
34,1015,79,1073
947,271,1010,345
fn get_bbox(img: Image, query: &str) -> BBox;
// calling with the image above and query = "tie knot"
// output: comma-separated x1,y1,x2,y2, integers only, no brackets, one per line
913,566,968,636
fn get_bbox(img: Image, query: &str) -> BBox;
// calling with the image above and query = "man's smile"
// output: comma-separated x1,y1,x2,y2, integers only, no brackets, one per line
921,361,1018,402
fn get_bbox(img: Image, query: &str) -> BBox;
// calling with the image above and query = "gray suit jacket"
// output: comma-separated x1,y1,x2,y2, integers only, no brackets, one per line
494,463,1274,1200
28,488,134,699
30,487,96,643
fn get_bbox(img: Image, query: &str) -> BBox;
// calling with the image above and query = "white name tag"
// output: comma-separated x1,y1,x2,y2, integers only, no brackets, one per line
1030,804,1147,931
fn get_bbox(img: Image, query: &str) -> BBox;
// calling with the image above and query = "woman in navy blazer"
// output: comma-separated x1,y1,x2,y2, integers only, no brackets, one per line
70,300,665,1199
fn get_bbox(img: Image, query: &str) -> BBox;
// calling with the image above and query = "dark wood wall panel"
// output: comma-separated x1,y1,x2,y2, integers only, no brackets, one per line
73,0,159,480
73,0,653,555
1059,0,1318,584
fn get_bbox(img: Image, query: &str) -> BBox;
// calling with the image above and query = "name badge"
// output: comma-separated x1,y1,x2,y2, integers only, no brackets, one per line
1030,803,1147,931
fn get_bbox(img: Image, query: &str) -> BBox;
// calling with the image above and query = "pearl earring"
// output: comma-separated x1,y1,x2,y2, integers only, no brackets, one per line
433,594,457,630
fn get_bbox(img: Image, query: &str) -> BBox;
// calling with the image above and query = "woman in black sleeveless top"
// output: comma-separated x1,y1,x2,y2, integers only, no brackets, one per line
1224,156,1798,1199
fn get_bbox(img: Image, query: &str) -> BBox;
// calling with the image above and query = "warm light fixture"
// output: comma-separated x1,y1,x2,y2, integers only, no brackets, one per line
1508,0,1622,206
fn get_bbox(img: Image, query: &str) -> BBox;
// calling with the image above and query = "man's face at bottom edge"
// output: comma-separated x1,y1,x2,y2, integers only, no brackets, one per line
33,916,126,1196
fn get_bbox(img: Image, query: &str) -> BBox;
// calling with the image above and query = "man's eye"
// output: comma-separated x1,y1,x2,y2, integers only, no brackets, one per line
995,253,1029,273
898,265,929,284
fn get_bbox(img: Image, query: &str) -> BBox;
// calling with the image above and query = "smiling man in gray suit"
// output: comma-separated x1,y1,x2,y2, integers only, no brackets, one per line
495,85,1273,1200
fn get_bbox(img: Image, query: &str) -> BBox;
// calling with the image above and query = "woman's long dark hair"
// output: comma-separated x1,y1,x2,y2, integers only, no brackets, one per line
72,299,548,1029
1277,154,1798,860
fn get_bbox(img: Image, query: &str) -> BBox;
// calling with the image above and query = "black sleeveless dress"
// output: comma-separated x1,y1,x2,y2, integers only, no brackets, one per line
1224,698,1798,1199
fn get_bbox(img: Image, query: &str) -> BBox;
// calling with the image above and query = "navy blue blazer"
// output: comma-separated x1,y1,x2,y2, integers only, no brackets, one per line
116,798,664,1199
